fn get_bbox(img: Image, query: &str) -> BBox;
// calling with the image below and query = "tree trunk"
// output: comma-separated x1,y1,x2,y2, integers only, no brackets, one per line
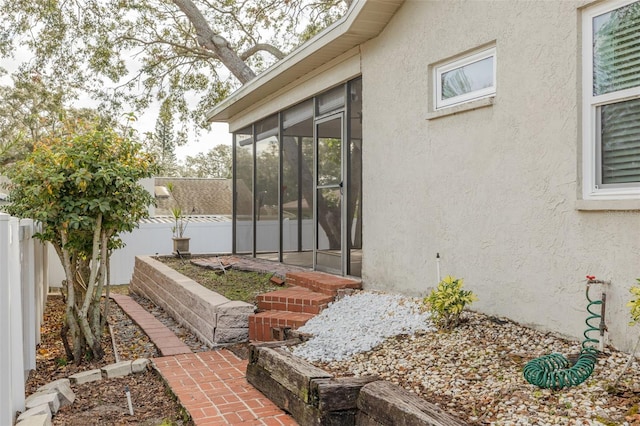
101,254,111,331
58,223,106,363
172,0,257,84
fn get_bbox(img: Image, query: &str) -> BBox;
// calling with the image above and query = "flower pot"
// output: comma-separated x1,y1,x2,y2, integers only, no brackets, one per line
172,237,191,257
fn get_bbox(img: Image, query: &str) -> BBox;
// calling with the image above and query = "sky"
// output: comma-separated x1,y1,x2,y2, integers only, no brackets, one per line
130,97,232,161
0,50,232,161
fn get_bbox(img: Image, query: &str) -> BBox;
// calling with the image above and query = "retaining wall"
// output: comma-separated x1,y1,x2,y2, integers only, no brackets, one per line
129,255,255,346
247,342,466,426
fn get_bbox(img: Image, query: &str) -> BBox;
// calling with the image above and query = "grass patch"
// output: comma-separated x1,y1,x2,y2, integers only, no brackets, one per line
157,257,284,304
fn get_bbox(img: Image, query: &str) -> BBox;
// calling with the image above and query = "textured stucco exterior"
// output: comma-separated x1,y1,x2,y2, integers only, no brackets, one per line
211,0,640,353
360,0,640,352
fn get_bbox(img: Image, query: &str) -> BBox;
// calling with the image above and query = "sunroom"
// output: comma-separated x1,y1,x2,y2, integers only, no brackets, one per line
206,1,403,277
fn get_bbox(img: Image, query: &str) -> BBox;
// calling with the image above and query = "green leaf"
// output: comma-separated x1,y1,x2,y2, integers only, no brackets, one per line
424,275,477,331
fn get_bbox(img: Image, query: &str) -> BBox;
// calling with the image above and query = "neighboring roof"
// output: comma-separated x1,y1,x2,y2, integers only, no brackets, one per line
155,177,234,216
141,215,230,224
206,0,404,123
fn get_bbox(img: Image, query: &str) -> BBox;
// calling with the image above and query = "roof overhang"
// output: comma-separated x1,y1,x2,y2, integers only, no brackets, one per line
206,0,405,123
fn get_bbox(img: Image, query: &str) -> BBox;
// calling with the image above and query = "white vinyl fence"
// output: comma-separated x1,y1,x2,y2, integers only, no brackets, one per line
0,214,49,425
109,217,232,284
0,212,319,423
47,216,326,286
45,216,233,287
107,217,325,285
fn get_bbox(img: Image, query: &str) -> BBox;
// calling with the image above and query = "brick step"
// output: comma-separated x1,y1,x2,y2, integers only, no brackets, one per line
285,271,362,296
248,311,315,342
256,286,334,315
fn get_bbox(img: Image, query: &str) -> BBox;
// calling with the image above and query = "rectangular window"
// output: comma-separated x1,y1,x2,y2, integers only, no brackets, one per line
434,47,496,110
583,0,640,199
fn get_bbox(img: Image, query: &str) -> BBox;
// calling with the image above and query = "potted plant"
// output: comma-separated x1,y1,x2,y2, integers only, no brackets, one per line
167,182,191,256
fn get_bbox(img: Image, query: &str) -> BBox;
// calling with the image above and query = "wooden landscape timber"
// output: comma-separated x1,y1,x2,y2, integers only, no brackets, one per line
246,343,466,426
357,381,466,426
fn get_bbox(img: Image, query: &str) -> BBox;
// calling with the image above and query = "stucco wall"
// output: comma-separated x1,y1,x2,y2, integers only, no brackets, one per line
360,0,640,352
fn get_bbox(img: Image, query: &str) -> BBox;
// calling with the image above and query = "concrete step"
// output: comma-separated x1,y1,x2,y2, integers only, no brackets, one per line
256,286,334,315
248,311,315,342
285,271,361,296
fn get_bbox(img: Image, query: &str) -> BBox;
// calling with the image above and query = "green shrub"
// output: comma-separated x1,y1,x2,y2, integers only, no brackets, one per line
627,279,640,326
425,275,477,331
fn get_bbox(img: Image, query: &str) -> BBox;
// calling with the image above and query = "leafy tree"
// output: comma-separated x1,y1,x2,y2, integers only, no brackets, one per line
0,71,67,167
180,143,232,178
143,99,186,176
0,70,113,167
0,0,351,128
1,0,353,263
3,119,157,363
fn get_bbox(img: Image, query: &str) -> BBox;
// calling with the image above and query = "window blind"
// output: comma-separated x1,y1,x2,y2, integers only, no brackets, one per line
594,1,640,184
593,2,640,95
600,98,640,183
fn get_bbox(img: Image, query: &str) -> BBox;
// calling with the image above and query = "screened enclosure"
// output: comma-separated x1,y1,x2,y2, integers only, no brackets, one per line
232,77,362,276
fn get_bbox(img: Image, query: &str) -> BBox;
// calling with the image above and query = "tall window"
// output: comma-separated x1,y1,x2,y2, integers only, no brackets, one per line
234,126,254,253
583,0,640,199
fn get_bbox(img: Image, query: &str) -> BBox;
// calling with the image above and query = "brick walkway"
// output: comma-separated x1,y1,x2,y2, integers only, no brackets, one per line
111,294,297,425
110,293,191,356
154,351,297,426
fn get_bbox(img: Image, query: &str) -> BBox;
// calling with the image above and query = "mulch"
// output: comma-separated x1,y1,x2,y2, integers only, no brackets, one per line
25,292,192,425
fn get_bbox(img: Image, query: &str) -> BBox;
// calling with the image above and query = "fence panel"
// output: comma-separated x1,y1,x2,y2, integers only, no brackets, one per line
0,214,25,424
20,220,37,374
109,219,232,285
0,214,11,424
0,215,49,424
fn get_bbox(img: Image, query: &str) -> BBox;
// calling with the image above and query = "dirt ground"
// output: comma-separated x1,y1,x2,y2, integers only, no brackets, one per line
23,258,272,426
24,293,192,426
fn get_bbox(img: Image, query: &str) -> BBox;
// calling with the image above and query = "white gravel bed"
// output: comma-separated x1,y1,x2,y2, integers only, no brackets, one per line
291,291,640,426
291,292,434,362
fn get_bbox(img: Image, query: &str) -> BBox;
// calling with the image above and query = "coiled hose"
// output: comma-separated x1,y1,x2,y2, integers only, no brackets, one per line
523,283,604,390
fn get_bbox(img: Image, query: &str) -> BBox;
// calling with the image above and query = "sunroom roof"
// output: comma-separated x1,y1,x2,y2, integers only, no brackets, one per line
206,0,404,123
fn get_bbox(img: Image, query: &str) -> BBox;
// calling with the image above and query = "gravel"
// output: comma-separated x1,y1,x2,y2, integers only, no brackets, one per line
290,291,640,426
130,293,210,353
292,292,434,362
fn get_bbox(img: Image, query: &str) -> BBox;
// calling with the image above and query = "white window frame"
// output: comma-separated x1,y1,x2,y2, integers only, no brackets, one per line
582,0,640,200
434,47,496,110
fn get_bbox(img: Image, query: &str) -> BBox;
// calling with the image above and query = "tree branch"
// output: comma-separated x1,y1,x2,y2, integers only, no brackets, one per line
240,43,285,61
171,0,256,84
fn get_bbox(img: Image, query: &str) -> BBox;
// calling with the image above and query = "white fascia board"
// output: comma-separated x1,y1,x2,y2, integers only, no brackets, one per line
206,0,404,123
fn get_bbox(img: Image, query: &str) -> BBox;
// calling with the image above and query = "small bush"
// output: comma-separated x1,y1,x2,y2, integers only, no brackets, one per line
627,279,640,326
425,275,477,331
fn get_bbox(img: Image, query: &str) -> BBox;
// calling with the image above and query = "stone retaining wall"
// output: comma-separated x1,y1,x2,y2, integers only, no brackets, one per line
130,255,254,346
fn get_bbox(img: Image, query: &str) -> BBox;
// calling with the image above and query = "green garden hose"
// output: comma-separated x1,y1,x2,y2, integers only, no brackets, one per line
523,281,606,390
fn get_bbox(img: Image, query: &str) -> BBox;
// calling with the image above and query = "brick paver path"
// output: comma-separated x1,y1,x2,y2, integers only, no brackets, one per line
111,293,191,356
111,293,297,425
153,351,298,426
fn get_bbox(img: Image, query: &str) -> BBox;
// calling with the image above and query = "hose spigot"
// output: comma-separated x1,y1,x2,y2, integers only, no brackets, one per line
586,275,609,285
585,275,608,351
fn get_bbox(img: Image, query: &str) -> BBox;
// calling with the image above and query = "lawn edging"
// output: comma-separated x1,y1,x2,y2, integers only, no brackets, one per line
247,340,466,426
130,255,255,346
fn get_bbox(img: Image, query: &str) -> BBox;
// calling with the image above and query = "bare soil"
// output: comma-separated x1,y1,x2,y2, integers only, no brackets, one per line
28,258,640,426
156,256,282,304
23,259,275,426
25,291,192,426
